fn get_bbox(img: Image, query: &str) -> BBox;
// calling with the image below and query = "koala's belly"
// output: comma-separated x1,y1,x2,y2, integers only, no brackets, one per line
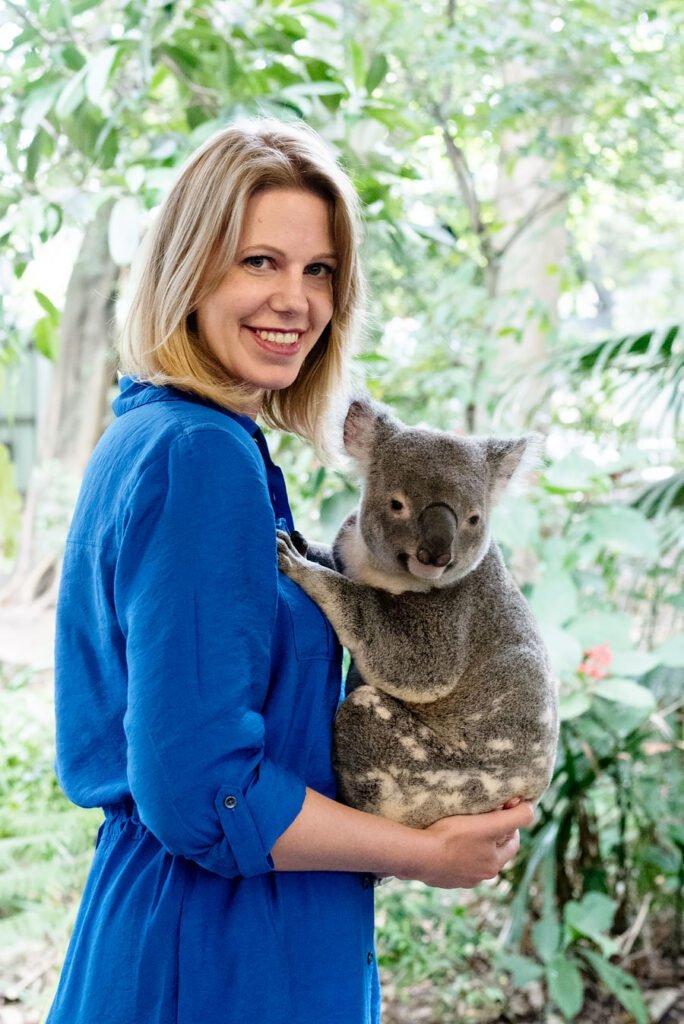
333,685,555,828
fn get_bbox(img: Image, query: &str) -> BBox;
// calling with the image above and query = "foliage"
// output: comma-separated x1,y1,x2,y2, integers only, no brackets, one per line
0,443,22,561
376,880,507,1019
0,667,100,953
497,893,648,1022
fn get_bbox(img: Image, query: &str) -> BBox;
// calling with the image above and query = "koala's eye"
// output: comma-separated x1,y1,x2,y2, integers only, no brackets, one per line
468,514,480,526
390,499,404,512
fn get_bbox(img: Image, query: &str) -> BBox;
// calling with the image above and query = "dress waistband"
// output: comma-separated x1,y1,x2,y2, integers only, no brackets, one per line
103,796,140,821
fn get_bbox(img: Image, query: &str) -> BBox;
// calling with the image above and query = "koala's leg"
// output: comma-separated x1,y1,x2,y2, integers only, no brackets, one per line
333,686,505,828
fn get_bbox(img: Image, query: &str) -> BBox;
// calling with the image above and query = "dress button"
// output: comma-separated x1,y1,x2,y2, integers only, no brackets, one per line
367,951,375,965
223,795,237,809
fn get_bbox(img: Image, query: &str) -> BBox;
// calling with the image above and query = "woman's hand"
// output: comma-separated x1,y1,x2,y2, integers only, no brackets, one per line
271,787,534,887
404,802,535,889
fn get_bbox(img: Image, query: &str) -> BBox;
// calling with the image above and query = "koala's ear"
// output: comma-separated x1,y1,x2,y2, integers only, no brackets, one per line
484,433,543,503
342,397,383,466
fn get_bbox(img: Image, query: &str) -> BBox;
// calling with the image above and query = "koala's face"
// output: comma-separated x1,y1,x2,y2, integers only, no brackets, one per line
343,398,536,589
358,430,492,586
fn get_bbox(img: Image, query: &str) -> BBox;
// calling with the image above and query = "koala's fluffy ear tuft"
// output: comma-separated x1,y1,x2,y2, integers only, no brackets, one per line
485,433,543,504
342,396,382,466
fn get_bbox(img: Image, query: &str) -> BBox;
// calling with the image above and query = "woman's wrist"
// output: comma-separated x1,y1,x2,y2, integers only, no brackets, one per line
388,824,439,882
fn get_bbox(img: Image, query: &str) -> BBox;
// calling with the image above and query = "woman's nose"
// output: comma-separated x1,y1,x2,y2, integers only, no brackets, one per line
269,273,308,316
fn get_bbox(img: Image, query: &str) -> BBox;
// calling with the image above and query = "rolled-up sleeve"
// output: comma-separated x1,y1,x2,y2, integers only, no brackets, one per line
113,426,305,878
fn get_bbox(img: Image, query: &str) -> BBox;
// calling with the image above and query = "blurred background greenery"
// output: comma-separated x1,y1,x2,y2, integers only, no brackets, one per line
0,0,682,1021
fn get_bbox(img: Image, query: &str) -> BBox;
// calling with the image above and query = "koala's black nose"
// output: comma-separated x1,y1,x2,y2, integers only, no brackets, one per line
416,503,457,567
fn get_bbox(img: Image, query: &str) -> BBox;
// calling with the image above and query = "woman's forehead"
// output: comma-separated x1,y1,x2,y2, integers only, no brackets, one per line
239,188,335,255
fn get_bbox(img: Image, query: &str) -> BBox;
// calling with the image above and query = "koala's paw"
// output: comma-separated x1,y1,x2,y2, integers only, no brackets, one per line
289,529,310,557
276,529,308,577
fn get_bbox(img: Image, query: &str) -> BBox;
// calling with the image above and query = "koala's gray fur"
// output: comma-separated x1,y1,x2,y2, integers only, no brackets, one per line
277,398,559,829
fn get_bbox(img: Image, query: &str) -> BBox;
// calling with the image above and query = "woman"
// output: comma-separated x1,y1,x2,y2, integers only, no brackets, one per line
48,119,533,1024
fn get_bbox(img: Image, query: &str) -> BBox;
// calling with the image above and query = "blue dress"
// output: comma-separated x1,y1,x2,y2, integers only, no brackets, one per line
47,377,380,1024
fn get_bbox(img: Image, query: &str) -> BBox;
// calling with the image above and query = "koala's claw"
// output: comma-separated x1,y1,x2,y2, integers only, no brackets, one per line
277,529,305,575
290,529,310,557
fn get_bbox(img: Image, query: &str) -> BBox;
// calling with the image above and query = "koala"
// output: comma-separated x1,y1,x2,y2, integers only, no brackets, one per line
277,397,558,829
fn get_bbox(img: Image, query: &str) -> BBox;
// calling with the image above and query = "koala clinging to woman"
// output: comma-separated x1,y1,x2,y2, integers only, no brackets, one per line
277,397,559,829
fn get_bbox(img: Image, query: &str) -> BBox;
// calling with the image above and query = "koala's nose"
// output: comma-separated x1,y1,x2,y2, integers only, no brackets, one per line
416,503,457,567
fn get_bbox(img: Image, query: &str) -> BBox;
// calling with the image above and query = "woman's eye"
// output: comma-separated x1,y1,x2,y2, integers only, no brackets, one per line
242,255,272,269
305,262,335,277
468,514,480,526
390,499,404,512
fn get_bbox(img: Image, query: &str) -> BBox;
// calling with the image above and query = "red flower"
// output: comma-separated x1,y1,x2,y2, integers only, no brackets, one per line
577,643,613,679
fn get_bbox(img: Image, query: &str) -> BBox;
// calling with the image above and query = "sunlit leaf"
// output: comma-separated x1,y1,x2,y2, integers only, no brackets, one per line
530,572,578,627
651,633,684,667
85,46,120,107
584,506,659,560
108,197,142,267
593,678,655,710
559,690,592,721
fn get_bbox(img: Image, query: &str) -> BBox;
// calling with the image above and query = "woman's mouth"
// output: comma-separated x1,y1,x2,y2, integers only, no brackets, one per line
246,326,303,354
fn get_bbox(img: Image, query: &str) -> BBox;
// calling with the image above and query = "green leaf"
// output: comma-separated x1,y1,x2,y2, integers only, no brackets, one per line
34,316,59,360
609,648,659,677
532,915,561,962
280,81,347,100
351,40,365,89
108,197,141,267
0,445,22,559
539,625,583,676
563,893,618,955
25,129,47,182
54,66,87,120
366,53,389,93
495,952,544,987
584,507,659,561
21,85,57,132
543,454,607,492
559,690,592,721
85,46,120,107
651,633,684,668
491,497,541,550
60,44,86,71
320,490,358,532
568,610,632,652
530,572,578,628
593,678,655,710
580,950,648,1024
547,955,584,1020
34,291,60,323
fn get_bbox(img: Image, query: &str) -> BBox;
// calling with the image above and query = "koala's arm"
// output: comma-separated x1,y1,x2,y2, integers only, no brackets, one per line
289,529,336,570
278,530,381,649
277,531,455,701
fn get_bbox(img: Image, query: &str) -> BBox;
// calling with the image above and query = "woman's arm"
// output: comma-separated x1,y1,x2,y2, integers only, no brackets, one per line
272,788,534,888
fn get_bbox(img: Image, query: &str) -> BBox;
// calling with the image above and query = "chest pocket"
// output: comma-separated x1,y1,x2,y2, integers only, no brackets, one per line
278,574,336,662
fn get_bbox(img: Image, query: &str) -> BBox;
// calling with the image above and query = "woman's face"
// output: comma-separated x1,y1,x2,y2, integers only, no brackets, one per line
196,187,336,415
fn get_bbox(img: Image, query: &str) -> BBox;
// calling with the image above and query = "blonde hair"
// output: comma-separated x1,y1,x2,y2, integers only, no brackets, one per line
120,118,365,450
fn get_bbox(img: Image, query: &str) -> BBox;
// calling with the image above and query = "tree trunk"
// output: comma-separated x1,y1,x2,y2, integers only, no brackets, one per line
1,200,119,607
492,64,569,426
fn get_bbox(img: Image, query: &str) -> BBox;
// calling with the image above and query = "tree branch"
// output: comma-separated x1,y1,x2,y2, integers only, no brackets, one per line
430,103,497,270
494,187,569,260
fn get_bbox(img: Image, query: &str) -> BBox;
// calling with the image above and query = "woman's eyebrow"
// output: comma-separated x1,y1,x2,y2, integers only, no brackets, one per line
240,244,337,261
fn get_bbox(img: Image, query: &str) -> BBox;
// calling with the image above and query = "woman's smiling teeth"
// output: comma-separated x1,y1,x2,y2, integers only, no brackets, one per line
252,328,301,345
